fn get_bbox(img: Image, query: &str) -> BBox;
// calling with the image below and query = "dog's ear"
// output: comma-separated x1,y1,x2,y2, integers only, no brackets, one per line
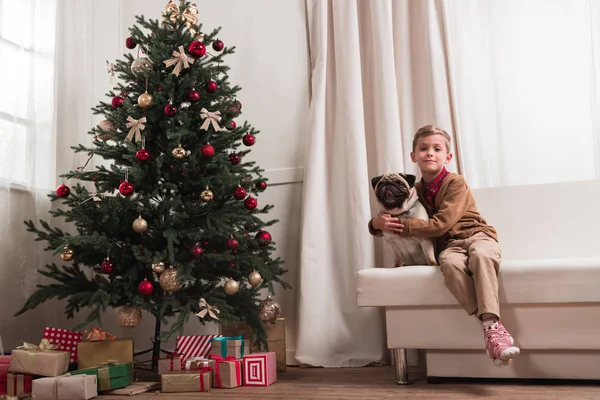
371,175,383,189
402,173,417,188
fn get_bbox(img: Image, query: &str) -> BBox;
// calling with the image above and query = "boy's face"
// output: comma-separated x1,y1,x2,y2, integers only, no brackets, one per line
410,134,452,176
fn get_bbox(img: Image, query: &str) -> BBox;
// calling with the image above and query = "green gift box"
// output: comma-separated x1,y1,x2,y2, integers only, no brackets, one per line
70,362,132,392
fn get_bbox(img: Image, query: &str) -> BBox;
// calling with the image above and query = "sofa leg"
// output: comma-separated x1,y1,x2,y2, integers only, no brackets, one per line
391,348,410,385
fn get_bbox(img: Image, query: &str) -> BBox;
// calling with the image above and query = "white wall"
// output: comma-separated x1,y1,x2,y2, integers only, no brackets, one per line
53,0,308,366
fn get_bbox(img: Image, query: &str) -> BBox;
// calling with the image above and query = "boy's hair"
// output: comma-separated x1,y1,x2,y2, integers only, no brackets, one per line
412,125,452,152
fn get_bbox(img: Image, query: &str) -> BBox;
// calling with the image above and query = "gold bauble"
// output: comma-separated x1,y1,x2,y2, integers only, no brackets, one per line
116,306,142,328
96,119,115,141
224,279,240,295
59,246,73,261
159,267,182,292
137,92,154,109
258,295,281,323
200,189,214,202
132,215,148,233
248,270,262,287
152,262,165,273
172,145,186,159
131,57,153,76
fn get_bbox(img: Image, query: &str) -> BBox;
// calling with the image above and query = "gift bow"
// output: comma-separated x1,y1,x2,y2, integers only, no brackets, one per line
211,355,241,387
163,45,195,77
199,108,222,132
125,116,146,143
196,298,220,320
210,336,244,358
211,355,236,362
17,339,59,352
163,0,199,35
85,327,116,342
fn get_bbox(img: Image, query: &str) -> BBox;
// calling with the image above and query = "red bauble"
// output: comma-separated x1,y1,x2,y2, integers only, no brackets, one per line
212,40,224,52
206,80,218,93
226,238,239,250
243,134,256,146
188,41,206,58
187,89,201,102
228,100,242,113
119,181,135,196
56,184,70,198
138,279,154,296
233,186,247,200
164,104,178,117
257,181,268,191
136,149,150,161
227,120,236,130
101,259,113,273
125,37,136,49
111,96,124,108
255,230,272,247
201,144,215,157
229,153,241,165
244,196,257,210
190,244,203,259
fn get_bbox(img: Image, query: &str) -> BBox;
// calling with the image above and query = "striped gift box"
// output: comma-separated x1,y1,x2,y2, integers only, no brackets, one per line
176,335,222,361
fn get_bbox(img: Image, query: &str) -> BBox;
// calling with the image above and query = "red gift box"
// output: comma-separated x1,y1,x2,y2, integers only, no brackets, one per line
7,373,32,396
0,355,10,395
43,327,83,364
176,335,222,361
242,352,277,387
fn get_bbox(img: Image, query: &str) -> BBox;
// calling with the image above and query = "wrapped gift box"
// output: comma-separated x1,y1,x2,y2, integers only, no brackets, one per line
243,352,277,387
0,355,10,395
209,337,245,359
161,369,212,393
101,381,161,395
71,361,132,392
157,355,183,375
6,373,32,396
184,356,215,371
212,357,242,389
43,327,83,364
9,348,70,377
32,374,97,400
221,318,286,372
176,334,222,361
77,338,133,369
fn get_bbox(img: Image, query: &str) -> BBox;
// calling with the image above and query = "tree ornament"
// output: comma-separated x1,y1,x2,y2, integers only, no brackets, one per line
119,181,135,196
200,108,222,131
188,41,206,57
233,186,247,200
101,257,113,273
59,247,73,261
96,119,115,141
131,57,153,77
212,39,224,52
164,104,178,117
111,96,124,108
137,92,153,109
206,80,218,93
125,36,136,49
200,188,214,202
248,270,262,287
244,196,257,210
201,144,215,158
163,45,195,76
132,215,148,233
243,133,256,146
229,153,241,165
196,298,220,320
224,279,239,295
138,279,154,296
125,116,146,143
159,267,182,292
152,262,165,273
228,100,242,113
226,237,239,250
187,89,200,102
56,184,70,198
258,295,281,323
227,120,236,130
190,244,203,259
172,144,186,159
257,181,267,191
116,306,142,328
255,230,272,247
136,148,150,162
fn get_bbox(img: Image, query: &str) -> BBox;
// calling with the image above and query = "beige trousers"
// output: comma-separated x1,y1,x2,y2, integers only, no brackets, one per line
438,232,502,318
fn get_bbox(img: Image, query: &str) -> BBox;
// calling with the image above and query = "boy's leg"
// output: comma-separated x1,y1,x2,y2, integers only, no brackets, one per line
438,241,478,316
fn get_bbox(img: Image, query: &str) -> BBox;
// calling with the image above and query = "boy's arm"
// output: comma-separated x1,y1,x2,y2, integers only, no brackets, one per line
399,179,470,238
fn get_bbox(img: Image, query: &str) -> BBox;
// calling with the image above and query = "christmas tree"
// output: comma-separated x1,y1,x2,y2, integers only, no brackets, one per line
16,0,290,357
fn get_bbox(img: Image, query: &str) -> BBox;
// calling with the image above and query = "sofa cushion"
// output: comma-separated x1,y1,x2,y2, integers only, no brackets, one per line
356,257,600,307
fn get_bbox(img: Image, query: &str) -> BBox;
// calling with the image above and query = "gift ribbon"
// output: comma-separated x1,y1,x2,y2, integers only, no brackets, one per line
210,336,244,358
85,327,116,342
211,355,241,387
162,0,199,35
199,108,222,132
125,116,146,143
17,339,59,352
196,367,212,391
166,352,183,371
163,45,195,77
95,360,125,392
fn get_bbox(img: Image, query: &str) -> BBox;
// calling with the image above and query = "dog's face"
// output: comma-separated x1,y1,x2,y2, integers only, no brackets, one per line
371,173,417,214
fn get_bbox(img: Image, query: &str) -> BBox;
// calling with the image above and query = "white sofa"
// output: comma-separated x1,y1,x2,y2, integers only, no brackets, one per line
357,180,600,383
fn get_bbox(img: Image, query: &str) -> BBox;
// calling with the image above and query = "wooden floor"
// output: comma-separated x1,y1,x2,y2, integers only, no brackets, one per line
98,366,600,400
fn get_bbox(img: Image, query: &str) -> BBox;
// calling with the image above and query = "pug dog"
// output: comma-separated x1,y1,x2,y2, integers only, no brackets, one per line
371,173,437,267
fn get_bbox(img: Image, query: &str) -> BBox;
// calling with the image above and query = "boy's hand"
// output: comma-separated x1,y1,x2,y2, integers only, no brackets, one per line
372,213,404,234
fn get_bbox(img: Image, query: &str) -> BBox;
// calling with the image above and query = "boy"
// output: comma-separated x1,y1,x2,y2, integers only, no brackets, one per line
368,125,520,366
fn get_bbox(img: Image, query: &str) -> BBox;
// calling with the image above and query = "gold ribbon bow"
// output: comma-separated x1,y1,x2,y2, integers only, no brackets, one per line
196,298,220,320
199,108,222,131
163,1,199,35
163,45,195,77
85,327,116,342
125,116,146,143
17,339,59,352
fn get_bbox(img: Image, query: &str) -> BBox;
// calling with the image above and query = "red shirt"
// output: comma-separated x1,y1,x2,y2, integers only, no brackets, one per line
422,167,449,209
